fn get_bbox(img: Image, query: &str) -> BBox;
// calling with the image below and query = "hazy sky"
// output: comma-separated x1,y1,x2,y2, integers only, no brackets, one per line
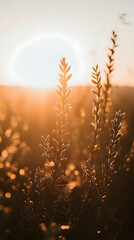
0,0,134,87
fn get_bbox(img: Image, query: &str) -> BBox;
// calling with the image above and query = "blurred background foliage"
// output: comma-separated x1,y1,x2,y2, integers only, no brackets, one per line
0,84,134,239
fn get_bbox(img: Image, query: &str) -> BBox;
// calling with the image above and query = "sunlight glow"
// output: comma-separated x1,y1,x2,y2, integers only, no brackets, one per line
9,33,84,88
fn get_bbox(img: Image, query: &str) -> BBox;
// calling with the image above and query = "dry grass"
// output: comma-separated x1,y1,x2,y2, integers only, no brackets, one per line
0,31,134,240
29,32,126,239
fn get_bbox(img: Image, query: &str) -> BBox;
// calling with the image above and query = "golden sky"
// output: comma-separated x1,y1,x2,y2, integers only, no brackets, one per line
0,0,134,87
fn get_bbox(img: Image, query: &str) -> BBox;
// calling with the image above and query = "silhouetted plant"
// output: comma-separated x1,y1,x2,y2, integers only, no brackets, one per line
102,31,118,126
53,57,72,172
89,64,102,166
101,110,125,195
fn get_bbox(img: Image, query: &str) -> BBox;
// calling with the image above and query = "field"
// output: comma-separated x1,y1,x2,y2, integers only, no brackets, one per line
0,34,134,240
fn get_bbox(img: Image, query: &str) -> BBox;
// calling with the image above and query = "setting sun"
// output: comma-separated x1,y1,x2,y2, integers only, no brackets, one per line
9,34,83,88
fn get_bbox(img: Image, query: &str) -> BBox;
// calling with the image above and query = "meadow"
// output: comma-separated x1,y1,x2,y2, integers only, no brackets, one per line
0,32,134,240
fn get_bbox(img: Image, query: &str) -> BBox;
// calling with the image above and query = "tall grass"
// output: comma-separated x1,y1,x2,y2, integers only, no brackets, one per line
1,31,134,240
29,32,126,239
